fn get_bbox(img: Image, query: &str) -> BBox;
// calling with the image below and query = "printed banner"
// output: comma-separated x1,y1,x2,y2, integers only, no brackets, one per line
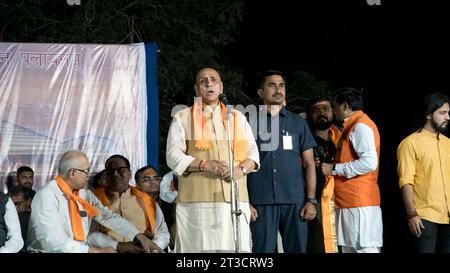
0,42,151,192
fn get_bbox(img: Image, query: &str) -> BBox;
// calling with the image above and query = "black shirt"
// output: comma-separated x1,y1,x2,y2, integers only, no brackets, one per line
312,132,337,200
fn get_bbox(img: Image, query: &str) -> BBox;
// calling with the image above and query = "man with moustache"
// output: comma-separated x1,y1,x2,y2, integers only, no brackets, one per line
306,96,341,253
16,166,36,195
247,70,317,253
397,92,450,253
166,66,259,252
91,155,169,253
321,87,383,253
136,166,176,251
135,165,172,246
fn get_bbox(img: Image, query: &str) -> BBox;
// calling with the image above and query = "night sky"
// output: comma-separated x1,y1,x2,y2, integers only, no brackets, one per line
226,0,450,252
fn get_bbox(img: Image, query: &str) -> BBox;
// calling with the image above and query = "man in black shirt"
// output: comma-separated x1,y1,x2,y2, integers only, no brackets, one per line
306,96,340,253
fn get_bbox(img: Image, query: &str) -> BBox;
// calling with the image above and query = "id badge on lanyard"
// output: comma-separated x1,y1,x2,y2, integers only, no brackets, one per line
282,130,292,150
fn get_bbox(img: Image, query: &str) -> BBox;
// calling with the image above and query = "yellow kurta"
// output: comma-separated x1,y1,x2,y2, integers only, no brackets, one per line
397,130,450,224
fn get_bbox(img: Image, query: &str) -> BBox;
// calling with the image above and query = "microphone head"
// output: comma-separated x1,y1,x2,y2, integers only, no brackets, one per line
219,94,231,105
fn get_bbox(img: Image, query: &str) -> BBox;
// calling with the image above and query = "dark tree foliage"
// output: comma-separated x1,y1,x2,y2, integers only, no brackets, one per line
0,0,249,172
286,70,332,111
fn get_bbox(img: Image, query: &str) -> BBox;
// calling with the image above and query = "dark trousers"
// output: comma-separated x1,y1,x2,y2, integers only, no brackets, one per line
307,202,325,253
250,204,307,253
412,219,450,253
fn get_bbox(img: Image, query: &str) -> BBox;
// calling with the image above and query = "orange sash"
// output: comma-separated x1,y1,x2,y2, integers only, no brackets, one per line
94,186,156,237
55,175,97,241
321,175,338,253
321,125,340,253
192,99,247,161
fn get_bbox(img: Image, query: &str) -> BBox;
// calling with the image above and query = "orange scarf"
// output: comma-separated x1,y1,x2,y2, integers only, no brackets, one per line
55,175,97,241
192,99,247,161
94,186,156,238
321,125,341,253
321,175,338,253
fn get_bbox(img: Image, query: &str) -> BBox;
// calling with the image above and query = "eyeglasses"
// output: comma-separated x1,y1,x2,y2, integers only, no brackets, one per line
311,106,332,114
140,176,162,183
198,77,219,86
106,166,129,175
14,201,25,207
72,168,90,175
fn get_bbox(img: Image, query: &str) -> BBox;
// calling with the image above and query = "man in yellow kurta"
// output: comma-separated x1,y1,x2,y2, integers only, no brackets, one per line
166,66,260,252
397,92,450,253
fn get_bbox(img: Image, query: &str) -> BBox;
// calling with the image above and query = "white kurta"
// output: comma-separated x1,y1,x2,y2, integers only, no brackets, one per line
175,202,252,253
334,123,383,250
166,105,260,177
166,105,259,253
27,180,140,253
0,198,24,253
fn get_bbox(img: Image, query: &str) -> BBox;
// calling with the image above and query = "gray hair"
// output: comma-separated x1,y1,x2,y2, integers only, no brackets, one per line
58,150,87,174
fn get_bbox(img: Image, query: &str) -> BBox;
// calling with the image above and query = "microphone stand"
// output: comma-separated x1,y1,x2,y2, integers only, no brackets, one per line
223,97,242,253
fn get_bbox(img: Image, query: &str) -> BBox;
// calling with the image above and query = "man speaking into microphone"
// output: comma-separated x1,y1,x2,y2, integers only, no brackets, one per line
166,66,260,253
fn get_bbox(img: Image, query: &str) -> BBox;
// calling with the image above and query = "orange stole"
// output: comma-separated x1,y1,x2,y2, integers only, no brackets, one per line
321,125,340,253
55,176,97,241
192,99,247,161
94,186,156,238
321,175,338,253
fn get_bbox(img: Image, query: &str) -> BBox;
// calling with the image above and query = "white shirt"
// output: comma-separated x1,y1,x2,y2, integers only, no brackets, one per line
334,123,378,178
27,180,140,253
0,198,24,253
88,202,170,250
333,121,383,248
166,106,260,176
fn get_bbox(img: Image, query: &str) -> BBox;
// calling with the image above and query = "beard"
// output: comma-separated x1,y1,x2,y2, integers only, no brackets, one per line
432,119,448,132
313,119,332,130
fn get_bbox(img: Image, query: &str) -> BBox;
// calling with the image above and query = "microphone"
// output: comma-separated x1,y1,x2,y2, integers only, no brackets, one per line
219,94,232,105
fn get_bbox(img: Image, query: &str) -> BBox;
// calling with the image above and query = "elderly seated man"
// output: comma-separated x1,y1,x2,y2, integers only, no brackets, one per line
26,150,156,253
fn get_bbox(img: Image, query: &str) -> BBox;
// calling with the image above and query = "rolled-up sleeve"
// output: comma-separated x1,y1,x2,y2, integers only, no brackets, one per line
397,137,416,188
166,114,196,176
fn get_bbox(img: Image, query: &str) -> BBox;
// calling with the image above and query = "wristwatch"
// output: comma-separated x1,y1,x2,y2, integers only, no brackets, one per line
240,166,248,175
306,197,318,206
331,164,338,176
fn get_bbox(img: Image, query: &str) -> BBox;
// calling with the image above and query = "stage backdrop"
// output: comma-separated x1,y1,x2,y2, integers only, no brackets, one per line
0,42,159,192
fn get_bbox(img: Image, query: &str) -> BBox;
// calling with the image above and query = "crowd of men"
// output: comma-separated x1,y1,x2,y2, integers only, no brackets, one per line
0,67,449,253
